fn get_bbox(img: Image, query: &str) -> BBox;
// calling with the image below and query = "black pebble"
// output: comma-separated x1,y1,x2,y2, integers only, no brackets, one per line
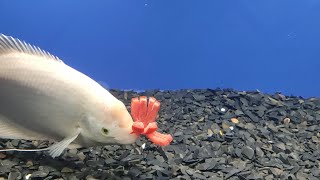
242,146,255,160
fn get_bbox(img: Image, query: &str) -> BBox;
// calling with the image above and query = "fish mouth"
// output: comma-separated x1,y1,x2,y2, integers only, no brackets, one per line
116,133,139,144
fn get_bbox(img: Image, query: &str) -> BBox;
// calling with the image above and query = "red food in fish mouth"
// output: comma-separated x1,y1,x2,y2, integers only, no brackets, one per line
131,96,173,146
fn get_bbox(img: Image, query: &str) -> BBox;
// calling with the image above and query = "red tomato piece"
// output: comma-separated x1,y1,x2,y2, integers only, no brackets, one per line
146,131,173,146
143,122,158,134
132,121,145,134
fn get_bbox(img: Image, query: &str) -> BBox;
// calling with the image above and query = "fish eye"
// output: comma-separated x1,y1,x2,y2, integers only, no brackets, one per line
101,127,109,135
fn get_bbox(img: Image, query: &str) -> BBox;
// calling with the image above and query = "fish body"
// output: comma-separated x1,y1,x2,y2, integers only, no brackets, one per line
0,34,138,157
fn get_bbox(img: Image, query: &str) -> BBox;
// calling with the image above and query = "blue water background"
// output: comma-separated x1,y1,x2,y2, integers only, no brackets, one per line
1,1,320,98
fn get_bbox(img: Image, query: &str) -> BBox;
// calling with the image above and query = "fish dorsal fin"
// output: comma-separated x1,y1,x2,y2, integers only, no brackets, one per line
0,34,64,63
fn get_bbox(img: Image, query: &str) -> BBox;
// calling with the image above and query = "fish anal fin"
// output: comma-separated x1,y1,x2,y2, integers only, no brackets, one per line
0,114,49,141
48,128,81,158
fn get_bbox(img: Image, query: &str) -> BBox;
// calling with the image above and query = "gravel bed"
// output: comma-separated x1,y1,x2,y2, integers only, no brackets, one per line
0,89,320,180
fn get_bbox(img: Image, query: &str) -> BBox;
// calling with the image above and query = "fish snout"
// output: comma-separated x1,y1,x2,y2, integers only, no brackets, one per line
119,132,139,144
110,100,138,144
117,111,139,144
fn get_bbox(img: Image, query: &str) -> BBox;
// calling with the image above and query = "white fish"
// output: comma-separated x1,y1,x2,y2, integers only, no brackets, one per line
0,34,138,158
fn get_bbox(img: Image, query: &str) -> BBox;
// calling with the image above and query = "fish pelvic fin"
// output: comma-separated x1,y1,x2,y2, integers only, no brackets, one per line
0,147,50,152
0,34,64,63
48,127,81,158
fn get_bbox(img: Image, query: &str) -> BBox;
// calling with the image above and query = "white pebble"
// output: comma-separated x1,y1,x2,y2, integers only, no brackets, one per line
25,174,32,180
229,126,234,130
220,108,226,112
141,143,146,149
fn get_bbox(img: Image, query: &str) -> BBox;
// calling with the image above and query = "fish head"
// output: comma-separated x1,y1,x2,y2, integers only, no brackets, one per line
107,100,139,144
85,99,138,145
79,98,138,146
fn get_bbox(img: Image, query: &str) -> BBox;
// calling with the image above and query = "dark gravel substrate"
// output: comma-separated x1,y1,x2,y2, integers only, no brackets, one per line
1,89,320,180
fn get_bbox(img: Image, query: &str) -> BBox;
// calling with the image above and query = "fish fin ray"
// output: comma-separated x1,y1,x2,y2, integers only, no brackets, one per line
0,34,64,63
0,147,50,152
48,128,81,158
0,114,49,140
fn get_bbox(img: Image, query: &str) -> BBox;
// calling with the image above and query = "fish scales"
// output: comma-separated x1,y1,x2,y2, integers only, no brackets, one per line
0,58,88,140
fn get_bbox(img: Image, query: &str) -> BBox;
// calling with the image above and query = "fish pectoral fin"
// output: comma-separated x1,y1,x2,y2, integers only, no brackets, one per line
48,128,81,158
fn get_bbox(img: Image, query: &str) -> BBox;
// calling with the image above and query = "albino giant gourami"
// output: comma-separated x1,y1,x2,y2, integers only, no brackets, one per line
0,34,138,158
